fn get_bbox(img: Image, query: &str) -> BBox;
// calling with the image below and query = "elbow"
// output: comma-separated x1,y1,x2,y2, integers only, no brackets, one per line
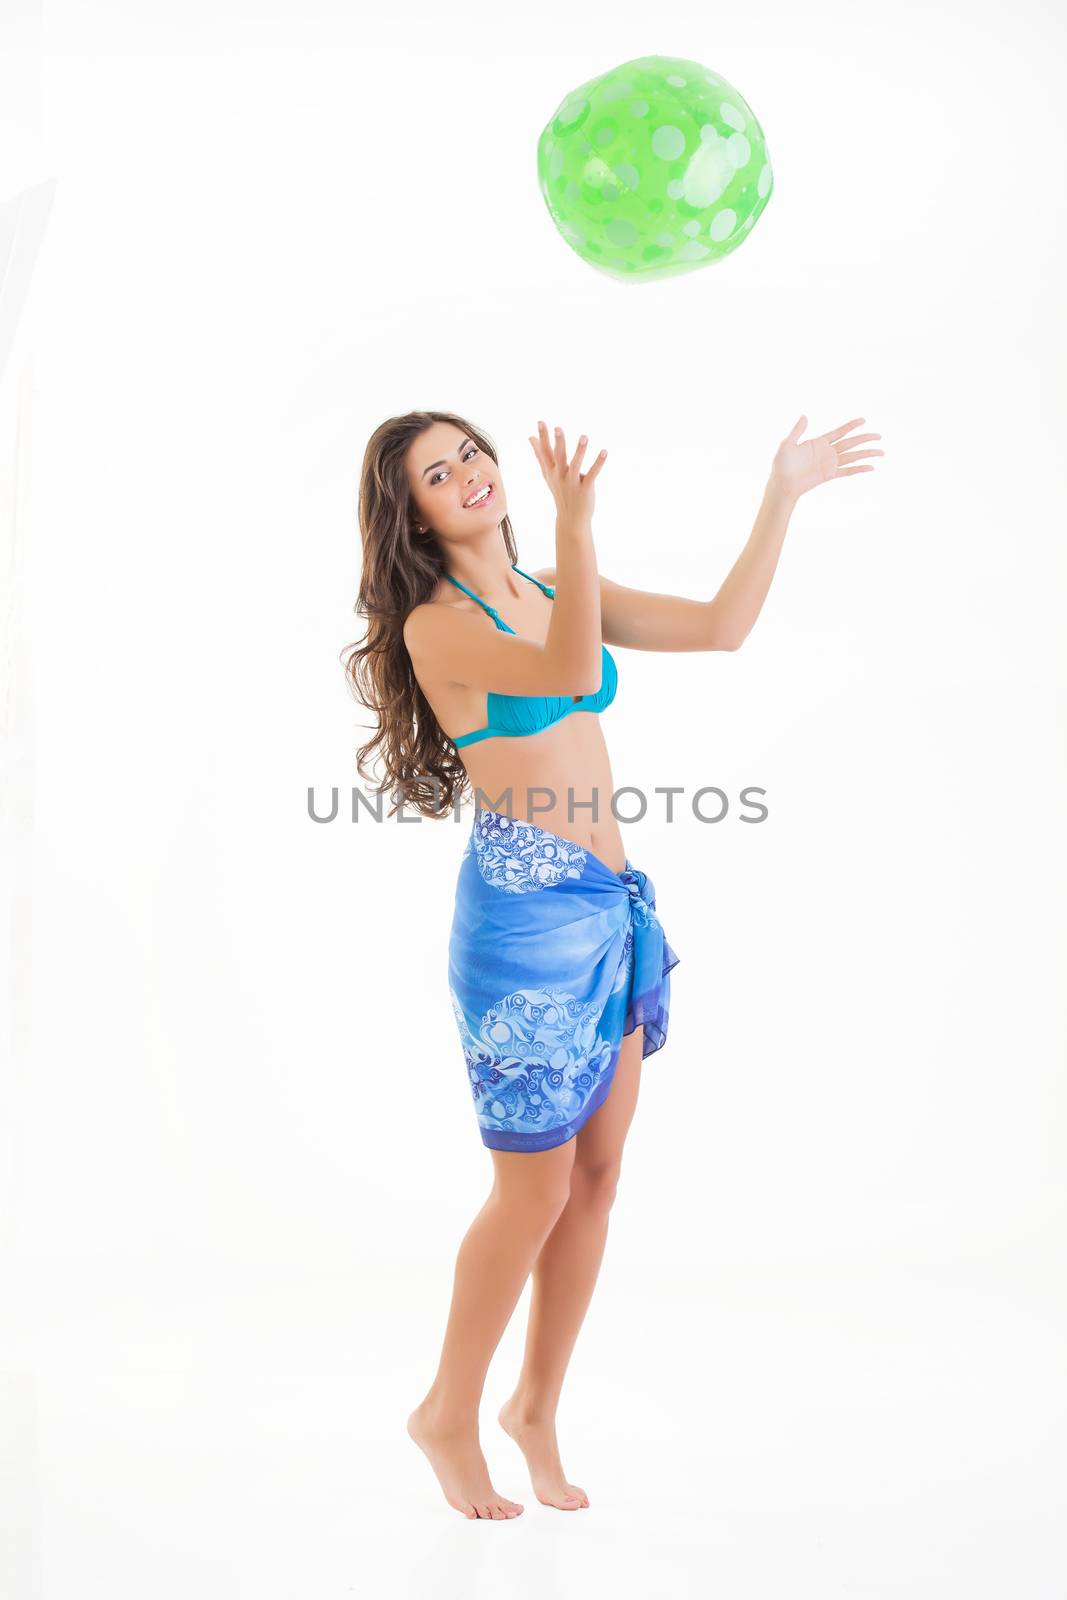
576,657,604,693
719,630,748,652
551,653,602,695
707,604,744,652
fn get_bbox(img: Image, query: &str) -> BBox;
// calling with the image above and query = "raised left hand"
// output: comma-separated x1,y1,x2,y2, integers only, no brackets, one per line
770,415,884,501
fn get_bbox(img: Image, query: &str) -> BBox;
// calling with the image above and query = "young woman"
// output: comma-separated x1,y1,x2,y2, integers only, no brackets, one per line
343,408,882,1520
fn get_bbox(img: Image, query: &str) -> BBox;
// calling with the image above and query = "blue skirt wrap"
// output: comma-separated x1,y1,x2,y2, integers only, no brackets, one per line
448,808,681,1152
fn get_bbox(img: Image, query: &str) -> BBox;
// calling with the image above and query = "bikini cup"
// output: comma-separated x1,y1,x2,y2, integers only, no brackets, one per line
443,563,618,749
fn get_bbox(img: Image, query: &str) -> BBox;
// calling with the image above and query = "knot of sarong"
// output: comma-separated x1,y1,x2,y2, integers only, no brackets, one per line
619,864,655,929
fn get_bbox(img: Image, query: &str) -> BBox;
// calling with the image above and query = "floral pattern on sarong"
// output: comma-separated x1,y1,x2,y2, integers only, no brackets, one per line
470,810,588,894
449,982,617,1136
448,808,680,1150
611,922,635,996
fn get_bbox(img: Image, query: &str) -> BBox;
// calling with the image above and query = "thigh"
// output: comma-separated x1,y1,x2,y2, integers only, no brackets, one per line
489,1137,576,1209
573,1023,645,1173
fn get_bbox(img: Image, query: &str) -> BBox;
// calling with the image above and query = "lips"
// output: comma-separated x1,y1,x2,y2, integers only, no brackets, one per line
463,483,495,509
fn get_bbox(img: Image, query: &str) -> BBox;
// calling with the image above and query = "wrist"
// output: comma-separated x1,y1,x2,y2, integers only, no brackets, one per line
764,475,798,512
555,511,593,538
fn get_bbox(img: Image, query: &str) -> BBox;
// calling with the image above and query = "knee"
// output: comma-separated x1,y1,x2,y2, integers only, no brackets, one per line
570,1158,623,1212
490,1171,573,1230
540,1178,577,1223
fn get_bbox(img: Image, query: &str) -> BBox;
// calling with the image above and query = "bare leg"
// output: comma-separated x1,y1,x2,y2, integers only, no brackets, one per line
498,1025,644,1509
407,1135,576,1519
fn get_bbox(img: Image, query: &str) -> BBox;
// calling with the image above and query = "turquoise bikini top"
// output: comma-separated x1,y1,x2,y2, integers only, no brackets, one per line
444,563,618,749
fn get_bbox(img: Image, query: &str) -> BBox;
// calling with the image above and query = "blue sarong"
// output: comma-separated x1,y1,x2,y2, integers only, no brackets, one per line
448,807,681,1152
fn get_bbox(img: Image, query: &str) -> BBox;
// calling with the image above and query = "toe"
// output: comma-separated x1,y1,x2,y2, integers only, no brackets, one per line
477,1502,493,1519
544,1491,584,1509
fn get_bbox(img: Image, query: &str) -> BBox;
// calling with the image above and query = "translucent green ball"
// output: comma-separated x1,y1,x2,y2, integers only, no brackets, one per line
536,54,773,283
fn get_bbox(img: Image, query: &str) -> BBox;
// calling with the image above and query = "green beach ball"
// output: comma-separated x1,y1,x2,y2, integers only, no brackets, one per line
536,54,773,282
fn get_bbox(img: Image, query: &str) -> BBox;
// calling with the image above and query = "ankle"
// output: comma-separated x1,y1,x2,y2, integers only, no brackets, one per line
416,1391,480,1434
501,1391,555,1427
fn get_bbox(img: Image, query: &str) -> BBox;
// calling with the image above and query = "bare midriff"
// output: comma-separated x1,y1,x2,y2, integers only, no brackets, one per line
454,710,626,874
414,577,627,875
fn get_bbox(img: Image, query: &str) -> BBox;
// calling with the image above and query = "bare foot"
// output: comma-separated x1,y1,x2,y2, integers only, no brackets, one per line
497,1398,589,1510
407,1401,524,1520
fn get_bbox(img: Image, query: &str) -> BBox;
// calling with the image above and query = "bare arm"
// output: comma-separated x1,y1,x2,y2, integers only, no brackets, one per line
534,479,798,652
542,512,602,688
403,514,603,697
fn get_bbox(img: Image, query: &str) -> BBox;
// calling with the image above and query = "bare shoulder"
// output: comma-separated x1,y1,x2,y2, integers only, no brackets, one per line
402,601,430,656
402,598,441,657
402,585,467,657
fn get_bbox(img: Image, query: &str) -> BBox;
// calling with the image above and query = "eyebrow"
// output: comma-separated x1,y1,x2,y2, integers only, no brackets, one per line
421,437,474,479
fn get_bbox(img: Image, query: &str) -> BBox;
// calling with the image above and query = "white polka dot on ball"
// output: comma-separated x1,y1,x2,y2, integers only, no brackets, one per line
605,218,638,247
651,124,686,161
726,132,751,170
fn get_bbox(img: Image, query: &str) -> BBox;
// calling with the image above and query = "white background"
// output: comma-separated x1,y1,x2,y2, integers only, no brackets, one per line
2,0,1065,1594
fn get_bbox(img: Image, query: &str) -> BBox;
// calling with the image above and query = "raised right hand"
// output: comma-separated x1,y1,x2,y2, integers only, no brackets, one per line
529,421,608,523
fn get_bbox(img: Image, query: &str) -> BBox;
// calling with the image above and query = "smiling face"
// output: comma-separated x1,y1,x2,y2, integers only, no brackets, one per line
405,422,506,543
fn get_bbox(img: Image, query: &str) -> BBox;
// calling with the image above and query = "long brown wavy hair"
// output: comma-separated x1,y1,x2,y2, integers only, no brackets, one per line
341,409,521,820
